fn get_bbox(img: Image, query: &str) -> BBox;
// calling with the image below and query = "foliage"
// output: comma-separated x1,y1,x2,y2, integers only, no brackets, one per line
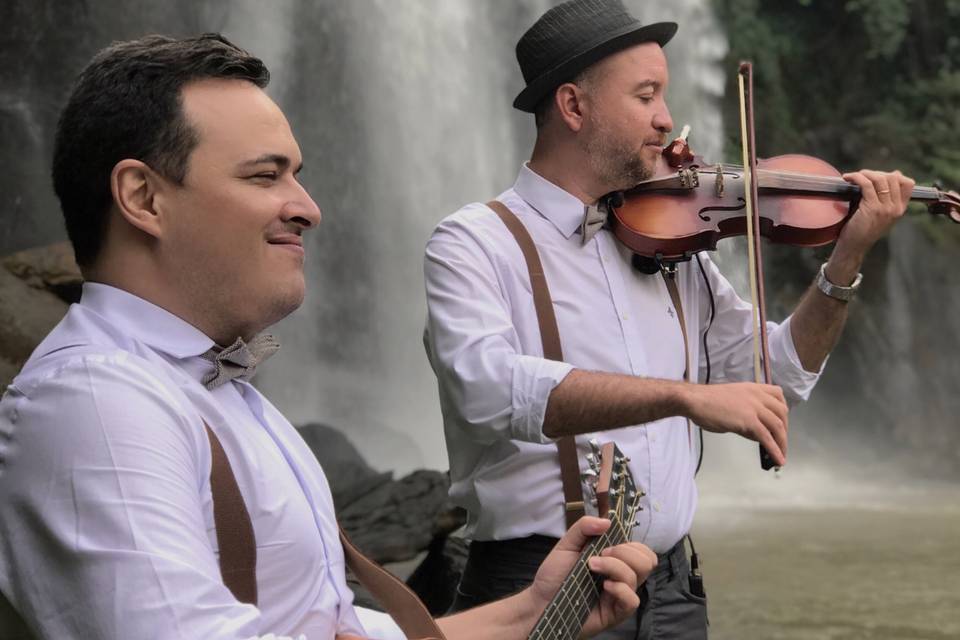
713,0,960,185
713,0,960,255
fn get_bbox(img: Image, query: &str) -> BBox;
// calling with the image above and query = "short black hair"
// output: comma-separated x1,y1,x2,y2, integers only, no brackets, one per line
52,33,270,268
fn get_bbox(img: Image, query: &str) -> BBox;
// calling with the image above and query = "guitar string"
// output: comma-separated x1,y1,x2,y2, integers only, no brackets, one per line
530,492,641,639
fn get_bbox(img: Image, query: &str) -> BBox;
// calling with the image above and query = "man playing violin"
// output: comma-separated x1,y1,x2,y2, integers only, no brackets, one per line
422,1,913,638
0,32,659,640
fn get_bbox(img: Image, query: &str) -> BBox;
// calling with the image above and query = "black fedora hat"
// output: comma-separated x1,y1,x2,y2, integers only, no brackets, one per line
513,0,677,112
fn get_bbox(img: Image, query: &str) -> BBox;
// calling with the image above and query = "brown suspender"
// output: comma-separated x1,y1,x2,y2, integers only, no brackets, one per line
204,423,444,640
487,200,586,529
488,201,694,528
206,423,258,605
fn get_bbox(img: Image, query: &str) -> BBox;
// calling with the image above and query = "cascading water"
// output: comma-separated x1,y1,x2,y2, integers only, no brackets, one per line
2,2,958,637
256,0,731,474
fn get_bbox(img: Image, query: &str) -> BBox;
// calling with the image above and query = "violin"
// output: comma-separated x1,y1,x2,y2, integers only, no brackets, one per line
607,127,960,265
605,62,959,471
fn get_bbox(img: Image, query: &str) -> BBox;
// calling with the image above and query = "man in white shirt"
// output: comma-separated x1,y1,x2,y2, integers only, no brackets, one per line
0,33,658,640
423,1,914,638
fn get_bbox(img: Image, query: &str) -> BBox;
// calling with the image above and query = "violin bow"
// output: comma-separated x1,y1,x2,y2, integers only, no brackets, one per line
737,62,778,471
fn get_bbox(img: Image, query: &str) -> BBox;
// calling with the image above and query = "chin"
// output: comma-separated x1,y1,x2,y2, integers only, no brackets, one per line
263,278,306,326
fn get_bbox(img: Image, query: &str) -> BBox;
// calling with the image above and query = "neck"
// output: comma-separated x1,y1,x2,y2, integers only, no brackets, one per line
529,135,607,205
87,256,258,347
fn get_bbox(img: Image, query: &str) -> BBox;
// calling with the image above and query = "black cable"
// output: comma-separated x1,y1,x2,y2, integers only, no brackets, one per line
694,254,716,476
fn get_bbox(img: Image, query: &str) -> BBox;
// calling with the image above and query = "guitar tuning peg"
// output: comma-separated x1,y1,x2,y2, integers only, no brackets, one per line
590,496,599,507
589,438,601,454
581,469,598,480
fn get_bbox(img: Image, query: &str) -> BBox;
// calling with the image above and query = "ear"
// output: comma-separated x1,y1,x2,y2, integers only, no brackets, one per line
555,82,587,132
110,159,166,239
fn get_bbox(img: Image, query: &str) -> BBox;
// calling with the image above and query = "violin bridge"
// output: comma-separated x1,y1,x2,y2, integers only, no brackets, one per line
715,163,724,197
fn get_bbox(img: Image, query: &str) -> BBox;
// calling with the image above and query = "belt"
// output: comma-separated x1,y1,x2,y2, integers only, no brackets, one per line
468,535,687,578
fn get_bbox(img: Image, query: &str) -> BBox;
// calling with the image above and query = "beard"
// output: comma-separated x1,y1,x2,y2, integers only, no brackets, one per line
582,118,656,191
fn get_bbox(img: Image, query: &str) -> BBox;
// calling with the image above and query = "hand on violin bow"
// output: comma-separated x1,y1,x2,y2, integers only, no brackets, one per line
527,517,658,638
830,169,916,282
681,382,789,466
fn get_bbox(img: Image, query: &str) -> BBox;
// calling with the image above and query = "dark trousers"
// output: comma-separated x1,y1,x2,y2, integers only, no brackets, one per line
450,535,708,640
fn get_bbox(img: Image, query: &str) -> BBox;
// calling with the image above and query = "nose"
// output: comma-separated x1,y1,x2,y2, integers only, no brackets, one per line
283,179,322,229
653,99,674,135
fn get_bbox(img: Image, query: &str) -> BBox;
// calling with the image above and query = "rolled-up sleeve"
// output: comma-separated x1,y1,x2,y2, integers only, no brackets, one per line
424,211,572,446
696,255,822,405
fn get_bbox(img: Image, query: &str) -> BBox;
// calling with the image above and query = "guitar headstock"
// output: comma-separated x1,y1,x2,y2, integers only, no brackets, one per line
583,439,643,536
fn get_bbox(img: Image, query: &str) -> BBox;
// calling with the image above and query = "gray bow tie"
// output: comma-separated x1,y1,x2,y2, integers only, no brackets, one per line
580,201,609,245
201,335,280,390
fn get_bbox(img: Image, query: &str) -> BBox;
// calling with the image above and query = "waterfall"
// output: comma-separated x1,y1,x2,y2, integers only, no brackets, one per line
251,0,731,474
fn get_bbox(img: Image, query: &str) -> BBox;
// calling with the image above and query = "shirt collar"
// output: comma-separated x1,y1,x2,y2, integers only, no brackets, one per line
512,163,589,239
79,282,216,359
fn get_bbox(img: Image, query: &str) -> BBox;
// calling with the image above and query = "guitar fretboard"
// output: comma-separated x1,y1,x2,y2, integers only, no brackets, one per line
527,512,635,640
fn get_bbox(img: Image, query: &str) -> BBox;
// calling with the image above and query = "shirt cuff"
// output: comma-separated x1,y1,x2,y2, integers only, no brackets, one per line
767,315,825,404
509,355,574,444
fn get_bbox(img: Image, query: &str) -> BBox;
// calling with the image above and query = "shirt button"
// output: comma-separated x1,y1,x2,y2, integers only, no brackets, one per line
650,434,657,443
621,313,629,320
653,501,662,512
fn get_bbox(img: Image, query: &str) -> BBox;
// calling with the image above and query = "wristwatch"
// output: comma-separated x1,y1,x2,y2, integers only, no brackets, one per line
816,261,862,302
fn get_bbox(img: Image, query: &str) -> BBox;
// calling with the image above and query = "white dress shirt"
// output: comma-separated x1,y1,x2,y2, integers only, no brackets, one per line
0,283,402,640
424,165,822,553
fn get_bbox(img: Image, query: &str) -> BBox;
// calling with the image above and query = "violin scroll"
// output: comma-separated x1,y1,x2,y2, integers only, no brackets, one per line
929,188,960,224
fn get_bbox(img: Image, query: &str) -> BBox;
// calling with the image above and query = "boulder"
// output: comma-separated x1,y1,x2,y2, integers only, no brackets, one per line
0,268,69,392
296,422,394,507
1,242,82,303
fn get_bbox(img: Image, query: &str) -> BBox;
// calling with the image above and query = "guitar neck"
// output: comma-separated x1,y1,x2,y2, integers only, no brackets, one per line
527,520,631,640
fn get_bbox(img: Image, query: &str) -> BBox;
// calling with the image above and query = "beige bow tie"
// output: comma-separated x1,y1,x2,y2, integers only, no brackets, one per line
201,335,280,390
580,201,609,245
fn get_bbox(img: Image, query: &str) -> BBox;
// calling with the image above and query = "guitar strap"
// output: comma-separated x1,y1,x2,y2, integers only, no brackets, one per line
204,422,444,640
488,200,694,528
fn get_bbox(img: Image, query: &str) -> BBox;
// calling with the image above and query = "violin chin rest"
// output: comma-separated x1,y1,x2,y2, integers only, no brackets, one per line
631,254,662,275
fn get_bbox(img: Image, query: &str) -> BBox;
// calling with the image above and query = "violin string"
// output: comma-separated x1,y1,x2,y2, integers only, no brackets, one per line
705,164,936,198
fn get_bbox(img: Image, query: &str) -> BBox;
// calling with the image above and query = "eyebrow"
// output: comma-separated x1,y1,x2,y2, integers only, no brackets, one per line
632,80,660,92
239,154,303,173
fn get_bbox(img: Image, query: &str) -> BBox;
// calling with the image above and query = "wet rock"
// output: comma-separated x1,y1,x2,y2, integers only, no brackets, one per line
1,242,82,304
296,422,394,507
337,469,465,564
405,536,469,615
0,267,69,392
